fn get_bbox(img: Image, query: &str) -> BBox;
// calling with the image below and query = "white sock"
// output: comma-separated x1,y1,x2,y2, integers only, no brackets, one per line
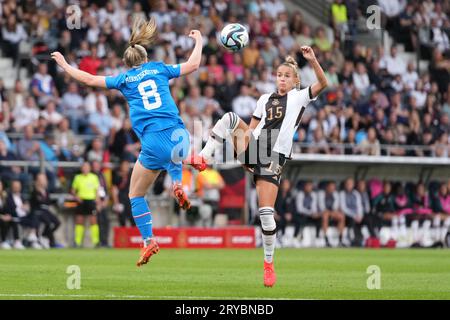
260,207,276,263
399,215,407,239
422,220,431,244
411,220,419,243
441,218,450,241
200,112,240,162
433,216,441,242
391,216,399,240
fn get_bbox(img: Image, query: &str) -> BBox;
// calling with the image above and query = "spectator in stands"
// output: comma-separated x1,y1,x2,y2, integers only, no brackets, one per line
352,63,371,96
53,118,84,161
385,46,407,76
0,139,31,190
79,45,102,75
0,180,13,249
91,160,109,248
84,88,109,115
184,86,207,114
12,96,39,131
86,137,107,164
397,3,417,52
197,166,225,227
243,39,260,69
40,100,63,128
112,160,134,227
308,127,330,154
30,62,58,107
275,179,296,244
412,182,433,216
262,0,286,19
109,118,140,162
313,26,331,52
295,24,313,49
110,103,125,137
88,99,113,137
330,0,348,35
360,127,381,156
370,181,397,238
340,178,364,246
260,38,279,67
1,15,27,66
381,128,406,156
232,85,257,124
344,128,359,155
430,182,450,246
30,173,60,248
433,132,449,158
295,181,321,245
16,125,41,162
71,162,100,248
356,179,371,223
61,82,86,134
4,180,40,249
318,181,345,247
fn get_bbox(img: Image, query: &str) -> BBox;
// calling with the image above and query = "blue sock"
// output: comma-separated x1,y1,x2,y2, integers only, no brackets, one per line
130,197,152,240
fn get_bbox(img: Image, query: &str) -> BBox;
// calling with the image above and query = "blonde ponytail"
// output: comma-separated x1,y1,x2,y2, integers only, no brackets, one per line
123,17,158,68
282,55,301,89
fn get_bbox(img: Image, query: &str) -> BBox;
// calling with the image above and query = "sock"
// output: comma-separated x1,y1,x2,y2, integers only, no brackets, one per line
130,197,153,241
441,218,450,241
422,220,431,244
200,112,240,162
432,216,441,242
259,207,276,263
399,215,407,239
391,216,399,240
411,220,419,243
75,224,84,247
90,224,99,246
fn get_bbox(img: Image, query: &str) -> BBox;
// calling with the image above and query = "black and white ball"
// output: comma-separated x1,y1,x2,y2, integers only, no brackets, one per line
219,23,249,52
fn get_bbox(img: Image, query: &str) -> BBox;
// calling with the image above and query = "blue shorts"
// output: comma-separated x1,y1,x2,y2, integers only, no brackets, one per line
138,123,190,182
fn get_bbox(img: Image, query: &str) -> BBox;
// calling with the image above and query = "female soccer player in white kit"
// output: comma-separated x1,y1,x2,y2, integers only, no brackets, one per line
186,46,328,287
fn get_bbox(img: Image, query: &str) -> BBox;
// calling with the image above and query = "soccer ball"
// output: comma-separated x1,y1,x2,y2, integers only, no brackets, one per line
219,23,249,52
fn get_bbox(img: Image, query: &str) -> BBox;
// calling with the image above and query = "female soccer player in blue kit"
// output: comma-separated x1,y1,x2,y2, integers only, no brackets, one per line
51,17,204,266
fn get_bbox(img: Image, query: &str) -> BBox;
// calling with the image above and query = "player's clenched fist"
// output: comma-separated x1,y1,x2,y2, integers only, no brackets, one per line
51,51,68,68
188,30,202,41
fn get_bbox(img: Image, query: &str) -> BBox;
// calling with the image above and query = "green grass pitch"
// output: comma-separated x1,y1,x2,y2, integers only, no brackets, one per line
0,248,449,300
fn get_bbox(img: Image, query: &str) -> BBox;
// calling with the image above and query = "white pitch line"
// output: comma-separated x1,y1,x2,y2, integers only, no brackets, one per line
0,293,308,300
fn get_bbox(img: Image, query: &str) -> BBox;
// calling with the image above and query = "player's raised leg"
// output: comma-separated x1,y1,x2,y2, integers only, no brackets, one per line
129,160,160,267
185,111,247,169
256,179,279,287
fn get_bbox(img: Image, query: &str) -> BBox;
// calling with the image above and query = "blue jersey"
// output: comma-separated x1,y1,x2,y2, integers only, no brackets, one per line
105,61,183,137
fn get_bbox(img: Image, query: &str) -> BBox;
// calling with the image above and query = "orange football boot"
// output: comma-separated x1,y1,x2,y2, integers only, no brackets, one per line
263,260,277,287
136,238,160,267
173,183,191,210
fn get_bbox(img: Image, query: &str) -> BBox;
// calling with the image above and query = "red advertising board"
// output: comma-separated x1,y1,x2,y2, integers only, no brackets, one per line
113,227,256,249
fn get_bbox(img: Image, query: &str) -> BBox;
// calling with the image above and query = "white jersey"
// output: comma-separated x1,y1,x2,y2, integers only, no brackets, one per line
252,86,317,156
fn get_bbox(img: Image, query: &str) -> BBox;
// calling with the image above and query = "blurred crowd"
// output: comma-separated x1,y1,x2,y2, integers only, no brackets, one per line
0,0,448,170
0,0,449,248
258,177,450,248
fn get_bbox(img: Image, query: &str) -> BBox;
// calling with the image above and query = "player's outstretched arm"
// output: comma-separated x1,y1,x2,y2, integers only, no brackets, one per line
51,52,106,88
180,30,203,76
301,46,328,98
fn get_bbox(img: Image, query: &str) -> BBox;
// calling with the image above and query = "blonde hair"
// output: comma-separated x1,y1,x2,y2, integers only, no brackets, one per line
280,56,301,89
123,17,158,68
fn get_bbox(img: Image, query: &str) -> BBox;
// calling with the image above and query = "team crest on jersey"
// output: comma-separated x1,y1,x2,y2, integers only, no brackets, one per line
272,99,280,106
